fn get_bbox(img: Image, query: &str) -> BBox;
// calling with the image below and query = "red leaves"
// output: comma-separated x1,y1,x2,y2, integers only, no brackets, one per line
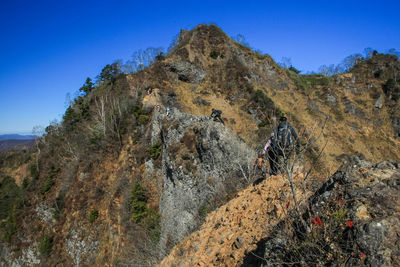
347,220,354,228
312,216,322,226
286,201,290,209
339,199,345,206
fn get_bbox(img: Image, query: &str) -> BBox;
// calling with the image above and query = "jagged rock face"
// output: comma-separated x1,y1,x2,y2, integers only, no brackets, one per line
166,61,206,84
170,24,292,94
244,156,400,266
159,108,255,256
392,117,400,138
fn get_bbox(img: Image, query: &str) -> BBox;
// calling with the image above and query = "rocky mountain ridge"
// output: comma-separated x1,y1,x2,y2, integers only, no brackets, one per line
1,24,399,266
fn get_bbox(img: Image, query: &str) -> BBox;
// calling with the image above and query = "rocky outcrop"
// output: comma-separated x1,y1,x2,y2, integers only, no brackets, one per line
374,94,383,109
159,108,256,256
392,117,400,138
166,61,206,84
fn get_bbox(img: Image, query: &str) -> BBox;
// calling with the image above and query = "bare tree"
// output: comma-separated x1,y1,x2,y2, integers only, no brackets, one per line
318,65,329,76
231,34,250,47
167,33,180,54
32,125,46,174
94,95,107,136
363,47,374,59
278,57,292,69
233,142,258,185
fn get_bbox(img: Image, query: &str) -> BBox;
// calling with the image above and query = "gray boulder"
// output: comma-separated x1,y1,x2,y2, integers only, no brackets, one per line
374,94,383,109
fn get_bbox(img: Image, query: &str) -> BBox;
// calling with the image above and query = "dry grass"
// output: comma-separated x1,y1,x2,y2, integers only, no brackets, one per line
175,82,258,144
266,75,400,174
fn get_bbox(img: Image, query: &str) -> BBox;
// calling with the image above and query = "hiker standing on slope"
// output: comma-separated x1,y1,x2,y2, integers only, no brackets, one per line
269,116,299,175
210,108,224,124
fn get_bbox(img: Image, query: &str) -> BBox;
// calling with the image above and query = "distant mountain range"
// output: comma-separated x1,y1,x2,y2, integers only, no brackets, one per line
0,139,35,151
0,134,36,151
0,134,36,141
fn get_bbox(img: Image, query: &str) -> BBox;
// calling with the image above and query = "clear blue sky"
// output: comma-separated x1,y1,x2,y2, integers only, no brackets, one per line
1,0,399,134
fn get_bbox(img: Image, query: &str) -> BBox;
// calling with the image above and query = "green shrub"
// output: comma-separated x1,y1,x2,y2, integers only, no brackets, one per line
22,178,29,189
139,115,150,124
333,208,348,222
0,177,22,220
2,212,17,242
147,143,162,160
287,71,332,93
140,208,160,242
209,50,224,59
41,165,59,195
38,234,53,257
382,78,400,100
30,163,39,180
0,177,25,241
156,52,165,61
275,107,284,118
288,66,301,74
129,181,161,241
41,177,54,194
198,204,209,219
383,78,396,94
253,90,274,108
258,120,269,128
130,181,148,223
89,209,99,223
63,106,81,130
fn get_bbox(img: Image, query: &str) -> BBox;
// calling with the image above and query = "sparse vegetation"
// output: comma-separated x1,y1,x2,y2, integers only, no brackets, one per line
38,234,53,257
192,96,211,106
383,78,400,101
139,114,150,124
89,209,99,222
253,90,274,108
0,176,25,242
287,70,332,93
198,204,209,219
147,143,162,160
30,163,39,179
41,165,59,195
288,66,301,74
209,50,224,59
129,181,160,241
252,90,283,128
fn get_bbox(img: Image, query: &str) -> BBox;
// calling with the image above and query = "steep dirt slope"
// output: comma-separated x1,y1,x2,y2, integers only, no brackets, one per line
159,172,310,267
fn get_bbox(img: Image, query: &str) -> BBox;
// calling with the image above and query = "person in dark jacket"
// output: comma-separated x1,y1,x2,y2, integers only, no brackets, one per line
210,108,224,124
270,116,299,175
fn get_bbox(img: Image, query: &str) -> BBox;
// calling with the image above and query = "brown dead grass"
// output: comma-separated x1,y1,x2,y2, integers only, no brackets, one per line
175,82,258,144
